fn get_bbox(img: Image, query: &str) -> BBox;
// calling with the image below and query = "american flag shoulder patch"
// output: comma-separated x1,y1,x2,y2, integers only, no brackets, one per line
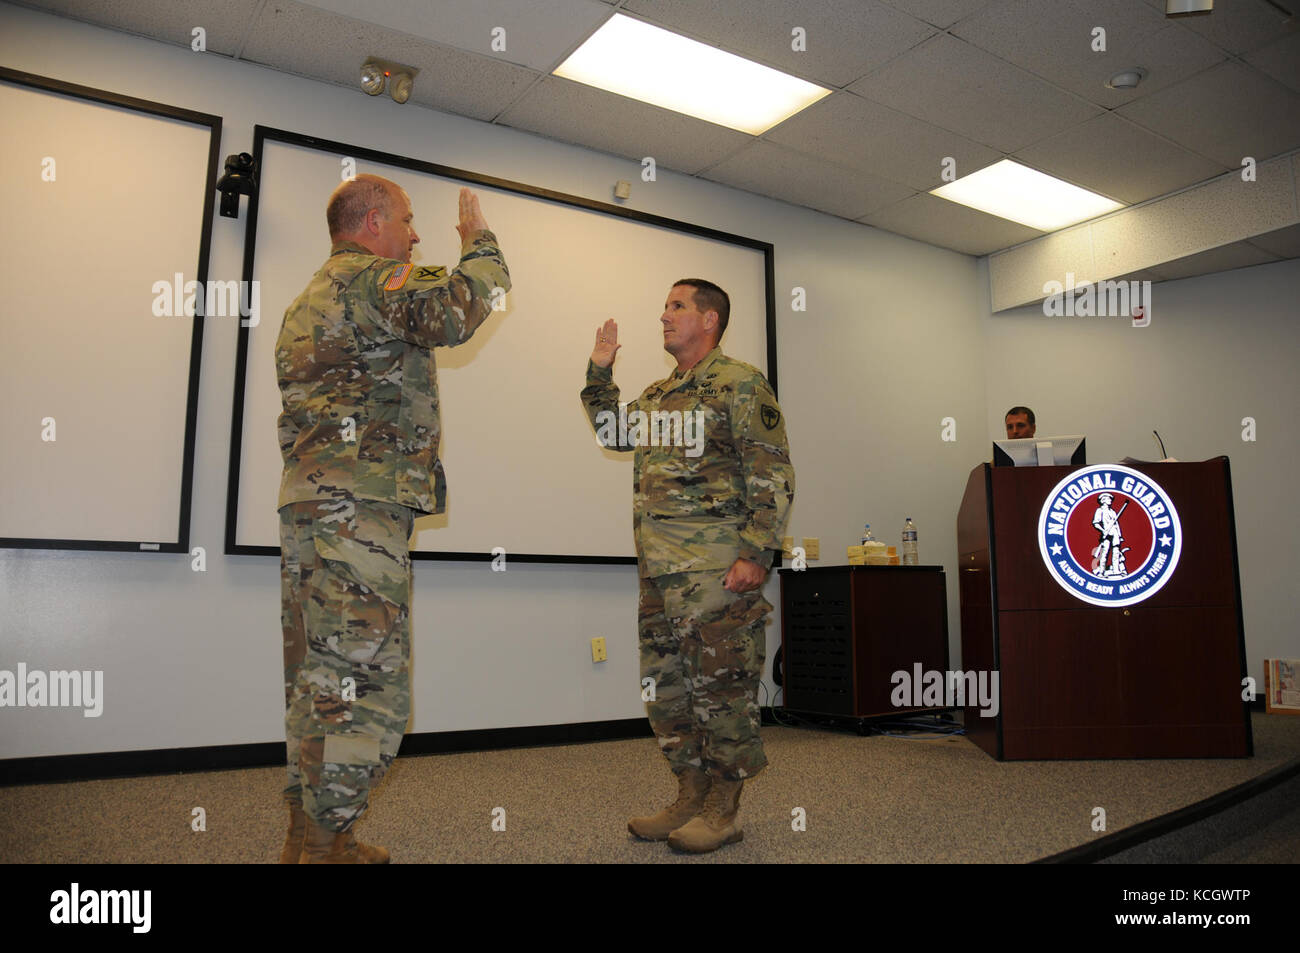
383,263,413,292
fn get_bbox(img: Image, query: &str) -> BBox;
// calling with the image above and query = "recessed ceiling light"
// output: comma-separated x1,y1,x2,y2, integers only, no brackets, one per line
930,159,1124,231
553,14,830,135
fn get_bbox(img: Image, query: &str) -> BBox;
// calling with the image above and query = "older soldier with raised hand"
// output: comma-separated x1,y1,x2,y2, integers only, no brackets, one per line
276,176,509,863
581,280,794,853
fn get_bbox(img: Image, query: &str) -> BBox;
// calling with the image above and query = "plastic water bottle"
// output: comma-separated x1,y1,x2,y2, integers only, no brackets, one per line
902,518,919,565
861,524,875,545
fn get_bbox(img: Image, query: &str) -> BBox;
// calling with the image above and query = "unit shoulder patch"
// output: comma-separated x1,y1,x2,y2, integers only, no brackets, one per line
381,263,449,295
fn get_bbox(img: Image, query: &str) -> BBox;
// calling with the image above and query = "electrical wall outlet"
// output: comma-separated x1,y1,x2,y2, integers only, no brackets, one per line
781,536,794,558
590,637,607,662
802,537,820,560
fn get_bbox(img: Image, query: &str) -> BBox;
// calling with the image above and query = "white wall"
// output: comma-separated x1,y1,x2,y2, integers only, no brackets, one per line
983,257,1300,677
0,4,988,758
10,5,1289,762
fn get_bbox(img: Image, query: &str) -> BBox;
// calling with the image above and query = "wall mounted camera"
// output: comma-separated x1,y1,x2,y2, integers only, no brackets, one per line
215,152,258,219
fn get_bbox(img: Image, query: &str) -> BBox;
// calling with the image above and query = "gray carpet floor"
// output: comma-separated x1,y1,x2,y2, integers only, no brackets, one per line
2,712,1297,863
1100,771,1300,864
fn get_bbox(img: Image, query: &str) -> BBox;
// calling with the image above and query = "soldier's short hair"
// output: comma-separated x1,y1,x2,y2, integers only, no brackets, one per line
1005,405,1036,426
673,279,730,342
327,174,398,240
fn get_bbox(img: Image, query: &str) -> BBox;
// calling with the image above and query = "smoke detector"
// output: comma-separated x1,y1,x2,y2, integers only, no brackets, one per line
1105,67,1148,90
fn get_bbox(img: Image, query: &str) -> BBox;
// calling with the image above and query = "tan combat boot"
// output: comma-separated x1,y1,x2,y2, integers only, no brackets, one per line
278,800,307,864
298,819,391,864
668,778,744,853
628,767,712,841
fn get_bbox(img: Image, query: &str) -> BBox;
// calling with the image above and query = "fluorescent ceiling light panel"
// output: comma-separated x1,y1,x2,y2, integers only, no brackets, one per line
930,159,1124,231
554,14,830,135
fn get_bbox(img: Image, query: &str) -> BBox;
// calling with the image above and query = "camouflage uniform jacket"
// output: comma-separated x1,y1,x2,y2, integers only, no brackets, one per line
277,230,509,515
582,347,794,577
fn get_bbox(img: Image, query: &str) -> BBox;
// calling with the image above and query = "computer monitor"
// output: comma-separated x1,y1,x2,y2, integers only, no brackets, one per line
992,435,1086,467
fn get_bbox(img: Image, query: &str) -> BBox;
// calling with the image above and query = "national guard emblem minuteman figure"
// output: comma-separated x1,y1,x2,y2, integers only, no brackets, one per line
581,279,794,853
1091,491,1128,577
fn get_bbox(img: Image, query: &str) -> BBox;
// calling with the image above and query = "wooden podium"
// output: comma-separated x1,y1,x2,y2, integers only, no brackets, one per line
957,458,1252,760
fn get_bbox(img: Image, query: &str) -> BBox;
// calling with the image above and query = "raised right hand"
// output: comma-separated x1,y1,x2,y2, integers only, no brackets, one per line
591,319,620,367
455,187,489,242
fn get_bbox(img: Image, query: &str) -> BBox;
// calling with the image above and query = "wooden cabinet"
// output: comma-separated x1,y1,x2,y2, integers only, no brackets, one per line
779,565,949,718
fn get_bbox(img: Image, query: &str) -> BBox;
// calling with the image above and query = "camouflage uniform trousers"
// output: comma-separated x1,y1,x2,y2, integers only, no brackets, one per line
279,496,414,832
638,571,770,781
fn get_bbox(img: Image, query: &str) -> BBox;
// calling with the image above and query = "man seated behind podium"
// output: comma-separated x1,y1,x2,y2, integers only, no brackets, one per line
1004,406,1036,439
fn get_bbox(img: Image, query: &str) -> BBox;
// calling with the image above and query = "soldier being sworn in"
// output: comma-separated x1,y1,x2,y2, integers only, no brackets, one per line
581,280,795,854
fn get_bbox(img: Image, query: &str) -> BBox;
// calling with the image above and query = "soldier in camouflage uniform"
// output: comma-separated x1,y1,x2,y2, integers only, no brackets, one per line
277,175,509,863
581,280,794,853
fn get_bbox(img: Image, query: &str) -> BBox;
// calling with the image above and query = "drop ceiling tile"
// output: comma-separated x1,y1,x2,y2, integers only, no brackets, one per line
497,76,752,175
952,0,1226,107
1147,240,1279,280
1116,60,1300,167
242,0,538,121
1163,0,1298,56
702,141,916,220
881,0,996,30
1248,223,1300,259
763,91,1002,192
860,191,1041,255
621,0,936,87
1089,158,1296,273
296,0,612,71
849,32,1104,152
1013,112,1228,205
15,0,259,55
1244,31,1300,94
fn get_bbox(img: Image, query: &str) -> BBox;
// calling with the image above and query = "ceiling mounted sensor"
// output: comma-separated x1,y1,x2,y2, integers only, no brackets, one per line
359,57,419,104
1165,0,1213,16
1106,67,1148,90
